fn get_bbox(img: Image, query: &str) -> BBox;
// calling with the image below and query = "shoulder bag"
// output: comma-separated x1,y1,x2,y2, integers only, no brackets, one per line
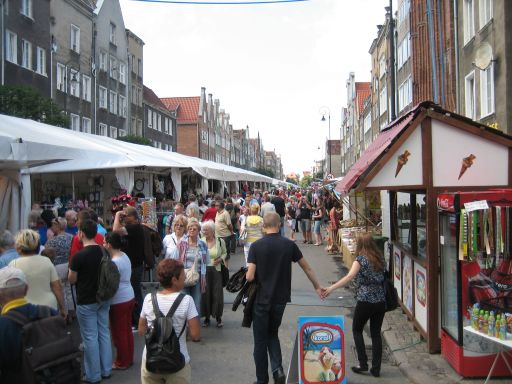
184,249,199,287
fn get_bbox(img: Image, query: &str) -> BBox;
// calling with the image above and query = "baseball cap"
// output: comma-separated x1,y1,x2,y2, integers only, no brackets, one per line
0,266,27,289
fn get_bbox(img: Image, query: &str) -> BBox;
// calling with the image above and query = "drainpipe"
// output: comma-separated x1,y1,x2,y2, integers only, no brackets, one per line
437,0,446,106
426,0,440,103
1,0,5,85
388,0,397,121
453,0,460,113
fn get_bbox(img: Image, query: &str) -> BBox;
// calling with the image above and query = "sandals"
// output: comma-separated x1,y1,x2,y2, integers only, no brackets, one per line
202,319,210,327
216,318,224,328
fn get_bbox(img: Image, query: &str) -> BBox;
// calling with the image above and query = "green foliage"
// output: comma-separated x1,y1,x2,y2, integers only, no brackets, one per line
314,171,324,180
117,134,153,146
0,85,68,127
252,167,275,178
300,175,312,188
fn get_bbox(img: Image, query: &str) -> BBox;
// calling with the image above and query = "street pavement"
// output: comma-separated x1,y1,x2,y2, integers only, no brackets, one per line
108,234,411,384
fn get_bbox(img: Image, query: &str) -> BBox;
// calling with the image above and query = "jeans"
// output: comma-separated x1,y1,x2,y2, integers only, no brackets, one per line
76,301,113,382
182,282,201,317
131,265,144,326
352,301,386,371
252,302,287,384
279,217,285,236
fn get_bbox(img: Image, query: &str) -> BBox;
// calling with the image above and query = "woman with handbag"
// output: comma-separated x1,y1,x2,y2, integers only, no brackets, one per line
240,204,264,265
321,233,385,378
169,218,208,317
200,220,227,328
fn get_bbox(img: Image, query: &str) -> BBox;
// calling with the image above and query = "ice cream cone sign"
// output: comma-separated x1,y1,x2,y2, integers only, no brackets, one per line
395,150,411,177
458,154,476,180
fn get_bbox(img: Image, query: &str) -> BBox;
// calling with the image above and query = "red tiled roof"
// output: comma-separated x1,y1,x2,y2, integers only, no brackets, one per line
161,97,200,124
143,86,168,111
355,82,371,116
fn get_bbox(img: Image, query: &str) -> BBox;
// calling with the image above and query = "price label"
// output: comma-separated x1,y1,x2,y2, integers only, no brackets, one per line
463,200,489,213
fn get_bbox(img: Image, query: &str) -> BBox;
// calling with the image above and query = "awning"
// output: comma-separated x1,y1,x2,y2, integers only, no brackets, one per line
335,111,415,194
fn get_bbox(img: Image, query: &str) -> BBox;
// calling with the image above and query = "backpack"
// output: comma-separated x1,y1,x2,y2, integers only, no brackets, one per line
145,293,186,374
3,306,82,384
96,247,120,302
143,225,163,268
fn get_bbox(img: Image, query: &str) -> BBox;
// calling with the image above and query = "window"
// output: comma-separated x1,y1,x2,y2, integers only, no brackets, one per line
398,77,413,112
69,70,80,97
131,85,136,104
479,0,493,29
35,47,46,75
110,126,117,138
397,33,410,69
480,63,495,118
137,59,142,77
82,117,91,133
464,71,476,119
137,119,142,136
379,56,386,78
20,0,32,18
463,0,475,44
164,118,171,134
70,114,80,131
98,86,107,109
99,51,107,71
21,40,32,69
379,86,388,115
70,25,80,53
119,62,126,84
98,123,107,136
137,87,143,106
109,56,117,79
119,95,127,117
147,109,153,128
56,63,66,92
153,111,159,131
397,0,410,25
109,23,116,45
109,91,117,114
82,75,91,102
118,129,127,137
5,30,17,63
363,112,372,133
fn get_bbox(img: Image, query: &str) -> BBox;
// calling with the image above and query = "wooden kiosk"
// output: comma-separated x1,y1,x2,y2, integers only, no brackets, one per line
335,101,512,354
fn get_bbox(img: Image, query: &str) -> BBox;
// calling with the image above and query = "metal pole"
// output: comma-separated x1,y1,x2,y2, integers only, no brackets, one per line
328,113,331,175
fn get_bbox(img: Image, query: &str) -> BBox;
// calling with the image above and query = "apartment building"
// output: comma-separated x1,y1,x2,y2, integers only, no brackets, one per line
143,85,175,151
126,28,144,136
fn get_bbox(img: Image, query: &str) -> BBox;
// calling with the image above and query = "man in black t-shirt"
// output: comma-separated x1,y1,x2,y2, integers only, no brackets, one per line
113,206,146,327
246,212,322,384
69,220,112,383
271,190,286,236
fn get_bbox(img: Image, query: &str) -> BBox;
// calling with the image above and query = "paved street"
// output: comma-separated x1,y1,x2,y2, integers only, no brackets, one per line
108,235,411,384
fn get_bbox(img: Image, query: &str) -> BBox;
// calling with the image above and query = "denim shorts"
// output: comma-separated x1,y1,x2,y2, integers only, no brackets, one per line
300,219,311,232
313,220,321,234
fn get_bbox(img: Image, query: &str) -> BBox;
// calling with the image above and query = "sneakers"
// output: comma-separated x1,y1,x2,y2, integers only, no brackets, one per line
273,367,286,384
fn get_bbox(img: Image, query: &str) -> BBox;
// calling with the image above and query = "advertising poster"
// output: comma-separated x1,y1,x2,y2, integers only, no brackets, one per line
403,256,413,313
298,316,346,384
393,247,402,300
414,263,428,332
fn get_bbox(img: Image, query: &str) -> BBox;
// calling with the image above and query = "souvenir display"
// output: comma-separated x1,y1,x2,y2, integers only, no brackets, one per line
137,197,157,230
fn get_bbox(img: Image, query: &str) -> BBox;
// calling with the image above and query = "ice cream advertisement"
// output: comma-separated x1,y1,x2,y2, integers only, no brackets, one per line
298,316,346,384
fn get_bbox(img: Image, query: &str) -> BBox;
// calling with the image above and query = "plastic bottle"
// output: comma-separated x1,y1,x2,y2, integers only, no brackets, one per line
479,310,485,333
500,320,506,340
495,315,501,338
472,303,480,329
483,311,489,334
488,311,495,337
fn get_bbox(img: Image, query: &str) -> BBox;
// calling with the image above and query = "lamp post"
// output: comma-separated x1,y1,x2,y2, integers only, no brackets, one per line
320,106,331,176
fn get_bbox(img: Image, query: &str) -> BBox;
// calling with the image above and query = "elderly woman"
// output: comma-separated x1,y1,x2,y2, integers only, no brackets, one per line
9,229,66,317
162,215,188,259
45,217,73,311
240,203,264,265
170,218,208,316
200,220,226,328
138,259,200,384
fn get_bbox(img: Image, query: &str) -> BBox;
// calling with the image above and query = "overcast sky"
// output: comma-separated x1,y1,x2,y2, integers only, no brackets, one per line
119,0,393,177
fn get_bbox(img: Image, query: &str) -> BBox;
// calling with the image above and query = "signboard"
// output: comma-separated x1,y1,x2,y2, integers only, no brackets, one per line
295,316,346,384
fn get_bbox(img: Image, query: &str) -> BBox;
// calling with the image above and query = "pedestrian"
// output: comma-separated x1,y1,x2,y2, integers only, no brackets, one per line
166,203,184,234
105,231,135,371
285,197,297,241
65,209,79,235
298,196,313,244
200,220,226,328
9,229,67,317
321,233,385,377
170,219,208,317
68,219,113,383
0,266,58,382
312,198,325,246
70,209,105,261
162,215,188,259
138,259,200,384
214,201,234,267
201,200,217,222
113,206,146,329
241,203,264,266
328,201,343,254
0,230,20,269
260,193,275,218
246,212,323,384
271,190,286,236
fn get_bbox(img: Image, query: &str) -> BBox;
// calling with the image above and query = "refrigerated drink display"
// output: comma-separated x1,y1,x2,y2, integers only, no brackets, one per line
438,190,512,378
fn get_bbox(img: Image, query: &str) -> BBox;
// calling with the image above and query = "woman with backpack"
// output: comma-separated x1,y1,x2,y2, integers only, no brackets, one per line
200,220,227,328
105,232,135,371
139,259,200,384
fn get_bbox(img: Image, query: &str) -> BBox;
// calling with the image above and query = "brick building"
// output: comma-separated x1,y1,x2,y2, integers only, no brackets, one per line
143,85,176,151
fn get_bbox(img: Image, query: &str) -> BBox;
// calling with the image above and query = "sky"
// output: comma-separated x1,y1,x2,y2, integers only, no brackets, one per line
119,0,393,177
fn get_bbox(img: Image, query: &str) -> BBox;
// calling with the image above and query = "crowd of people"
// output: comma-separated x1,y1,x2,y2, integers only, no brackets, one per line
0,186,387,384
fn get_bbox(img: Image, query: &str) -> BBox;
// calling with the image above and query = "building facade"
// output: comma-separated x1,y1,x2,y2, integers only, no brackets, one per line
126,28,143,136
143,85,176,151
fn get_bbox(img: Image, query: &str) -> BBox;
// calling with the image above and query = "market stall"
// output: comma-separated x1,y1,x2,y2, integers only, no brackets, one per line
335,101,512,373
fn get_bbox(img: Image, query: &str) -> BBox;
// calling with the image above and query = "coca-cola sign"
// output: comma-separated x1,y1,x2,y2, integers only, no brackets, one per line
437,194,455,212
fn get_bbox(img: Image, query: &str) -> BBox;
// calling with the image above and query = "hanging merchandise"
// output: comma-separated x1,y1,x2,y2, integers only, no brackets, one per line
138,198,157,231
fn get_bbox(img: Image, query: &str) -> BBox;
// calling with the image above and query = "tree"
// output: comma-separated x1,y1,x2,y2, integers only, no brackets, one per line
252,167,275,178
300,175,312,188
117,134,153,146
0,85,68,127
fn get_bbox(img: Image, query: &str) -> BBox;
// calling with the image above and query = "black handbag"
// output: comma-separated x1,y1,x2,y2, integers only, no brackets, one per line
226,267,247,293
383,270,399,312
221,261,229,288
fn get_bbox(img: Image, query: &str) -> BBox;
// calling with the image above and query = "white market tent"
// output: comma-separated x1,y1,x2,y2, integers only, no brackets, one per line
0,114,272,232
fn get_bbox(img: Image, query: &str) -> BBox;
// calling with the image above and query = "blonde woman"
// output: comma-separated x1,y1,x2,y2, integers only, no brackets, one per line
9,229,66,317
241,204,264,265
200,220,226,328
162,215,188,259
322,233,385,377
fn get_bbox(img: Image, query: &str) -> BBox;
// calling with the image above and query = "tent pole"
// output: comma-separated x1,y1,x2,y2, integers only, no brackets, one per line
72,172,75,201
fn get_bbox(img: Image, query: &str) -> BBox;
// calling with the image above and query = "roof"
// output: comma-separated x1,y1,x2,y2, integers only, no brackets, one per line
355,82,371,116
143,86,169,111
161,97,200,124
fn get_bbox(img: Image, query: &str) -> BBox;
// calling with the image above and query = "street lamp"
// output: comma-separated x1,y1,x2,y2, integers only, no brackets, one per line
319,106,331,176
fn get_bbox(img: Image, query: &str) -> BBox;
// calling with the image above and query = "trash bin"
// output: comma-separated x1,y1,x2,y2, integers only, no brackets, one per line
372,235,388,256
